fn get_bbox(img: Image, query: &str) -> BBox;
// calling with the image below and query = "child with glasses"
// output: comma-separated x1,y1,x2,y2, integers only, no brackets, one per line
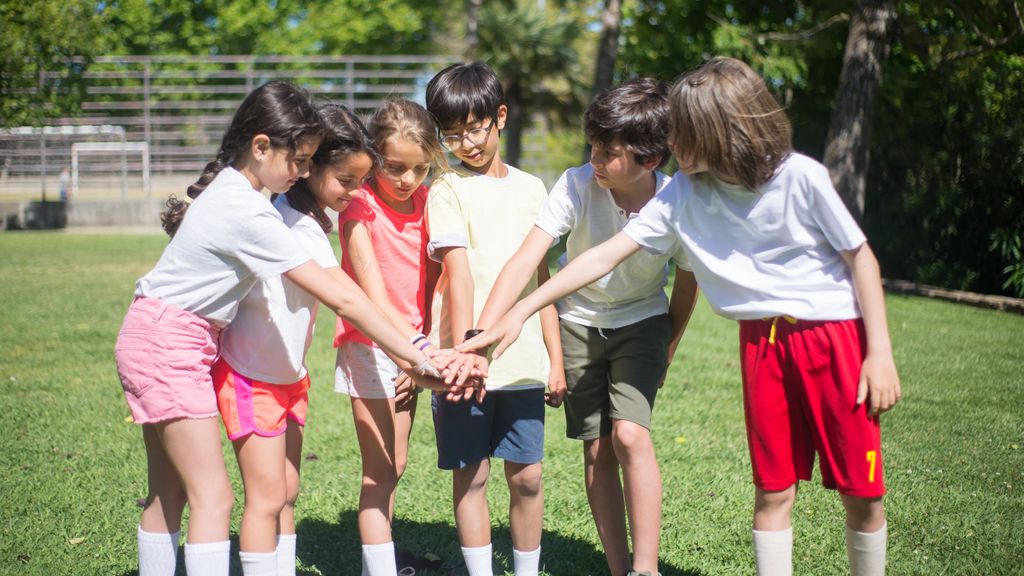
424,62,564,576
332,99,451,576
470,78,700,576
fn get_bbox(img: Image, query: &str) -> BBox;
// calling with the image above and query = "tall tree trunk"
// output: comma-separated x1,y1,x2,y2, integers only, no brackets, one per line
505,80,525,168
823,0,896,221
592,0,622,99
465,0,483,60
584,0,623,162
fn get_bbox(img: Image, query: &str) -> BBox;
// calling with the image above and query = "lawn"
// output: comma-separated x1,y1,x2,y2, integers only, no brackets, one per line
1,232,1022,575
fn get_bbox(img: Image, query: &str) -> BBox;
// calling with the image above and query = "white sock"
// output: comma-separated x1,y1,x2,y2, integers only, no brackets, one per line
362,542,397,576
752,527,792,576
276,533,297,576
137,526,178,576
461,544,493,576
240,550,278,576
512,546,541,576
846,522,887,576
184,540,230,576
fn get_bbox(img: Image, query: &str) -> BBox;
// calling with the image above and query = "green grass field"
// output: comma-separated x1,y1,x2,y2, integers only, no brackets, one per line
1,232,1022,575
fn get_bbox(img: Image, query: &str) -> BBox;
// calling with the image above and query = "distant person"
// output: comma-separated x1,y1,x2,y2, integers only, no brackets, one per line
114,81,476,576
332,99,448,576
471,78,699,576
212,103,380,576
425,62,564,576
462,56,901,576
59,167,70,202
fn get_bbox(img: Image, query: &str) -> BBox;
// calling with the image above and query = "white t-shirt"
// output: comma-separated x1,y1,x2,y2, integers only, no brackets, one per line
219,195,339,384
135,167,311,327
623,153,866,321
536,164,680,329
427,164,550,391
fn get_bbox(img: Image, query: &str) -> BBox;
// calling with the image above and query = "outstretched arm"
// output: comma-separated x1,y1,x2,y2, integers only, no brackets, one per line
461,231,642,359
841,243,901,416
475,226,555,330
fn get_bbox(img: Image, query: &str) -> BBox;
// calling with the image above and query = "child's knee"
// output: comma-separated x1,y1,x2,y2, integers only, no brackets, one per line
611,421,653,460
508,463,543,498
841,495,885,530
362,465,399,493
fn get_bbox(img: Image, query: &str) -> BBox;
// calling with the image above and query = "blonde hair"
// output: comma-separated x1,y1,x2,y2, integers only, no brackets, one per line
368,99,448,176
669,57,792,190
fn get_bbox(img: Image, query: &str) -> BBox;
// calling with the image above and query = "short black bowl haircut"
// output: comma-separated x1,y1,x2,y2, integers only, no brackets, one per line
426,62,505,131
584,77,670,169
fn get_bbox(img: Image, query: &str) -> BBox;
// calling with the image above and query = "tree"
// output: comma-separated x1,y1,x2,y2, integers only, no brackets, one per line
823,0,897,221
477,2,586,167
0,0,105,126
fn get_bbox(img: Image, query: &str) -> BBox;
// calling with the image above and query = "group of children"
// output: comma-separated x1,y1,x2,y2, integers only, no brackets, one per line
115,57,901,576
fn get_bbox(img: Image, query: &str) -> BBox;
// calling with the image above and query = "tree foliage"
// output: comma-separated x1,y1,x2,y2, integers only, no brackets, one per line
619,0,1024,297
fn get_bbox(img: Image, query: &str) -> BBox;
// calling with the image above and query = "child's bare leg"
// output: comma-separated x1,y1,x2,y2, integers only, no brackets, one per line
753,485,797,530
583,436,630,575
391,392,418,518
453,460,491,547
157,418,234,542
351,397,399,544
752,485,797,576
612,419,661,573
279,421,304,535
233,432,288,552
140,423,188,534
841,495,886,576
505,461,543,551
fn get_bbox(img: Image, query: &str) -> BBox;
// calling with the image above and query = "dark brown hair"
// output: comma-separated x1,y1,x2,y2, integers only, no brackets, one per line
669,57,792,190
161,81,322,236
283,103,378,234
585,77,670,168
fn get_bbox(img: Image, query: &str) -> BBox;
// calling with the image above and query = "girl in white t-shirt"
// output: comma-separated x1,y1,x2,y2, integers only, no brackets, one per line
333,99,448,576
213,103,380,575
462,57,901,576
115,82,470,576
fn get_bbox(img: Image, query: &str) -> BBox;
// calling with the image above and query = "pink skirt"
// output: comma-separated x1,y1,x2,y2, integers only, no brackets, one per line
115,297,222,424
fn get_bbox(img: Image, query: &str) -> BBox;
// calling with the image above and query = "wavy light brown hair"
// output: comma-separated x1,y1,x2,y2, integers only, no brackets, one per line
669,57,792,190
368,99,448,179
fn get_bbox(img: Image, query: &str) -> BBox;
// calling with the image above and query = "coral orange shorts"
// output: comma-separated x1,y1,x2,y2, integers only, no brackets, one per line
212,358,309,440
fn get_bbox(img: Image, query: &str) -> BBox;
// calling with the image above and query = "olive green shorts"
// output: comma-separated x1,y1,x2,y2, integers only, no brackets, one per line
559,314,671,440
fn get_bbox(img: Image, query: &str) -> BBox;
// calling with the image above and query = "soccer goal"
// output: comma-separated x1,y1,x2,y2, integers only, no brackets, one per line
71,141,151,200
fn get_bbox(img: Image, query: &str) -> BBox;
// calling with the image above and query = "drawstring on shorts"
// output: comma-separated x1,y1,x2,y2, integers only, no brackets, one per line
767,315,798,345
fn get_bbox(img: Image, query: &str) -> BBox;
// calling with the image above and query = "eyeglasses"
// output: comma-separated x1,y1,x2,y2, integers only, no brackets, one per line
440,120,495,151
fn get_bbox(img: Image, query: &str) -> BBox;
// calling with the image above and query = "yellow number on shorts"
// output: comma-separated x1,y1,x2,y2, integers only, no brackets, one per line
866,450,877,483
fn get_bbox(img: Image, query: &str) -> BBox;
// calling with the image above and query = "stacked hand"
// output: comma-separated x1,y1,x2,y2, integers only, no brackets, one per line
405,349,488,404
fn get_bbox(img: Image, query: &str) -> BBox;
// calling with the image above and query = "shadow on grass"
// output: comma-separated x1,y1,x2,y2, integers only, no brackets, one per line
295,509,705,576
114,510,705,575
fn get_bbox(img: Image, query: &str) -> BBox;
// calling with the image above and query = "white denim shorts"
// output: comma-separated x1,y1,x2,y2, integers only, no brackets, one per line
334,340,400,399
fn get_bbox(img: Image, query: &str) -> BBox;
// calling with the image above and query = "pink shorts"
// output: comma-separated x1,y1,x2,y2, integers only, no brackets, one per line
115,297,222,424
739,317,886,498
212,358,309,440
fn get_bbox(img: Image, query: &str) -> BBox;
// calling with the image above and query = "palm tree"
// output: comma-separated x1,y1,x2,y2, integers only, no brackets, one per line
477,2,585,168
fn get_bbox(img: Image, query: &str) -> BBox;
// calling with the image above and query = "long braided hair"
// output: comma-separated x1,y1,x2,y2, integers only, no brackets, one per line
160,81,323,236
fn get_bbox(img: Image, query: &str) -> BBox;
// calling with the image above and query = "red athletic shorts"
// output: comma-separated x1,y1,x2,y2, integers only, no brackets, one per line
212,358,309,440
739,317,885,498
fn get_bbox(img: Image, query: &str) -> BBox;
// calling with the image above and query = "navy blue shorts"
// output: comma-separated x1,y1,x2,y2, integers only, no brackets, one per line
431,387,545,470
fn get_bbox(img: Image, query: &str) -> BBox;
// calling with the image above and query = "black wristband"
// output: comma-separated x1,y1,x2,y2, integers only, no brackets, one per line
464,329,486,356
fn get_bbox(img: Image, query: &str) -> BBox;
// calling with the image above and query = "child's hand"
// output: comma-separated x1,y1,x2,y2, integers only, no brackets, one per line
858,352,902,416
394,371,418,410
545,369,566,408
456,313,526,360
445,376,487,404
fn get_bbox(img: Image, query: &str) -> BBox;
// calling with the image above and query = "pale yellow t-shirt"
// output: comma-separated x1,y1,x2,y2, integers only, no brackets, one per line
427,164,550,391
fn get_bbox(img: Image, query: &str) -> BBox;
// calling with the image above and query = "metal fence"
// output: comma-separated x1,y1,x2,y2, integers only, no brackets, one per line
2,55,459,201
